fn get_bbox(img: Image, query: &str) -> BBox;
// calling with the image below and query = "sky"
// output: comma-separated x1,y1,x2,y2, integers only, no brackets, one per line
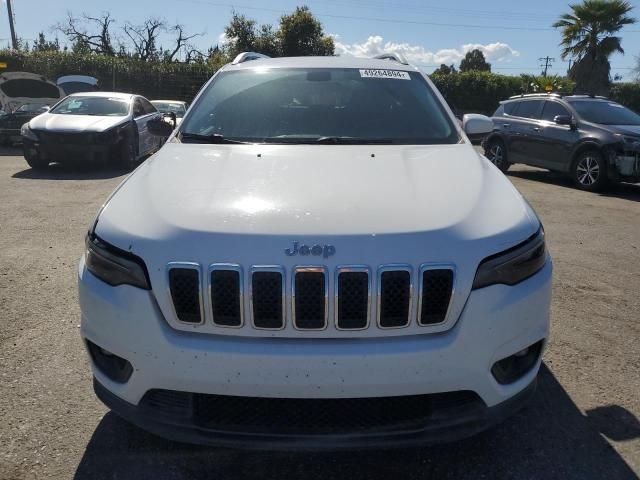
1,0,639,80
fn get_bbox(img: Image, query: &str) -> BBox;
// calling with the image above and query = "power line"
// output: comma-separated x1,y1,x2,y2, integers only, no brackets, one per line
175,0,640,32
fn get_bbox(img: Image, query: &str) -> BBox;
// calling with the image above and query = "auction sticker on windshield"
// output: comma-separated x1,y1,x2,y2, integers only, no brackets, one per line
359,69,411,80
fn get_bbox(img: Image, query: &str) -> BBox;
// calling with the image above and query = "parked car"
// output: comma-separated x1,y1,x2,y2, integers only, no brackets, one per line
57,75,99,95
150,100,188,126
484,93,640,191
79,52,551,449
21,92,165,170
0,102,50,146
0,71,64,114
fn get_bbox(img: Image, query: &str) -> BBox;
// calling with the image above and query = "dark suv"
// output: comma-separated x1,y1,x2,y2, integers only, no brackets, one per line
483,94,640,191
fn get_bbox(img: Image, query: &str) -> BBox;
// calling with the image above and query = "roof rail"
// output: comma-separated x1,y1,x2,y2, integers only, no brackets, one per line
508,92,563,100
231,52,270,65
373,53,409,65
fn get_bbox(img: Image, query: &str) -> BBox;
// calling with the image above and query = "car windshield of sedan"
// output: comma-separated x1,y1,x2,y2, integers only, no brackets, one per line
568,100,640,126
180,68,459,144
50,97,130,116
152,102,186,117
16,103,49,113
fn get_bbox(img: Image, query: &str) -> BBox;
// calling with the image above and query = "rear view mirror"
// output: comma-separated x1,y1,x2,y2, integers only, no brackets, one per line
554,115,573,126
148,117,174,137
462,113,494,136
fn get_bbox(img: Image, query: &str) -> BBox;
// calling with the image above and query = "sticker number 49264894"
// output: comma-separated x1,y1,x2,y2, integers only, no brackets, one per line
359,69,411,80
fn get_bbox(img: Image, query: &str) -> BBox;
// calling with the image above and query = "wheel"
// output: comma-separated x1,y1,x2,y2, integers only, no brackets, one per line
571,150,608,191
485,138,510,172
23,146,49,170
118,140,137,170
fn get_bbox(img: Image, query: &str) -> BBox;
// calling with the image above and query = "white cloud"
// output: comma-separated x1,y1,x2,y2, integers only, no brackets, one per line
333,36,520,66
217,32,229,46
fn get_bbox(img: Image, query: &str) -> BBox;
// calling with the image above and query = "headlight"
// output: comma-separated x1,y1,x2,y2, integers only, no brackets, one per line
85,234,150,289
472,228,547,290
20,123,38,141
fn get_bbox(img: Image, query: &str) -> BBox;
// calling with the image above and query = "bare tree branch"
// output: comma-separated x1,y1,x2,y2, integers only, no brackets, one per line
56,11,116,56
123,18,165,61
165,24,202,62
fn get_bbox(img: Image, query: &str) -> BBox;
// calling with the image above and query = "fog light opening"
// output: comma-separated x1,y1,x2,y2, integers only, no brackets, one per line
491,340,544,385
86,340,133,384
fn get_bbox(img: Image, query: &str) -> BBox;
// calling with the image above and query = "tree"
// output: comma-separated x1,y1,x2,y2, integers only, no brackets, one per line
163,24,203,62
276,6,334,56
123,18,164,61
553,0,636,95
32,32,60,52
224,12,259,58
459,49,491,72
57,12,117,56
433,64,456,75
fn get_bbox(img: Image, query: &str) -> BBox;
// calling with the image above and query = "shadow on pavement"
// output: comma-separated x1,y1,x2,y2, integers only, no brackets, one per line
507,169,640,203
12,163,127,181
0,146,22,156
74,365,639,480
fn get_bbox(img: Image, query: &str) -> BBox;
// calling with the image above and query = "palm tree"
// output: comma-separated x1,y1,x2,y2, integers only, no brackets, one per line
553,0,636,95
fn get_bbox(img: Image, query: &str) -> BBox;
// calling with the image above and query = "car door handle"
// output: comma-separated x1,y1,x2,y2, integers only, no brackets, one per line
502,123,510,128
532,127,541,132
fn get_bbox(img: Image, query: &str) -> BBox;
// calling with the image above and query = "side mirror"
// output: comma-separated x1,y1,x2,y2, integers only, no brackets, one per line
147,117,174,137
164,112,177,127
554,115,575,127
462,113,494,136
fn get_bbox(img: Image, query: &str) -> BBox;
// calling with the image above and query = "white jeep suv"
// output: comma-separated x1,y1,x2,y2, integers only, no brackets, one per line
79,53,552,449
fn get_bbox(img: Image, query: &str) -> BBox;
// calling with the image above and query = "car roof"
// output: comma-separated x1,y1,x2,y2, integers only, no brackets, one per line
223,56,420,72
68,91,135,100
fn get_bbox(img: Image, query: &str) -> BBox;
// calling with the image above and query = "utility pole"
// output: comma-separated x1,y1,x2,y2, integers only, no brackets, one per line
538,56,555,77
6,0,18,50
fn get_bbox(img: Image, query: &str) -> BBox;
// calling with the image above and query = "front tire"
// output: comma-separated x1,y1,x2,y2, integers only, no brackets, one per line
571,150,608,191
23,146,49,170
485,138,510,172
118,140,137,170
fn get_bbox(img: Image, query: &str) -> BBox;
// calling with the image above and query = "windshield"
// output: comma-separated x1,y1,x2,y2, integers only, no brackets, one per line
180,68,458,144
152,102,186,117
16,103,48,113
50,96,130,116
568,100,640,126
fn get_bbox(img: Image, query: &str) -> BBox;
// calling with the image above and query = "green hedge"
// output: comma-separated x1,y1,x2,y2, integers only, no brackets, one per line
1,50,639,113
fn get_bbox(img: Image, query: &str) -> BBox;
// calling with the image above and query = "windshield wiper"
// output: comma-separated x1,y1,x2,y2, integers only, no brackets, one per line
314,136,394,144
180,132,250,144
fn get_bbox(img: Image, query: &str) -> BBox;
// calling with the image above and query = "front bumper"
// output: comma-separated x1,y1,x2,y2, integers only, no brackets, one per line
79,257,552,446
24,138,111,163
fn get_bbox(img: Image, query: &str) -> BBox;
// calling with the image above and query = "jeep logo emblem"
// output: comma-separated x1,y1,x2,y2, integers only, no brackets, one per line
285,241,335,259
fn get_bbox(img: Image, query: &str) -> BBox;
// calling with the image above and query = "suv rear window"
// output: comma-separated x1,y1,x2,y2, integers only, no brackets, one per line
513,100,543,119
181,68,459,144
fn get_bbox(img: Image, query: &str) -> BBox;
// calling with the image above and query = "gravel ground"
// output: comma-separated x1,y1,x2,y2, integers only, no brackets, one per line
0,147,638,480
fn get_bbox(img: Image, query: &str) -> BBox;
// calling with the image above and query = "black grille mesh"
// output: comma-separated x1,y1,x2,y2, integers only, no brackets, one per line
210,270,242,327
168,268,201,323
337,271,369,329
420,269,454,325
252,271,283,329
141,389,481,435
379,270,411,328
294,271,326,329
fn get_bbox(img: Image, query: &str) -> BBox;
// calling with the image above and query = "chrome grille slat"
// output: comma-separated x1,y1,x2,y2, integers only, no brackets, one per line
166,263,455,333
292,267,328,330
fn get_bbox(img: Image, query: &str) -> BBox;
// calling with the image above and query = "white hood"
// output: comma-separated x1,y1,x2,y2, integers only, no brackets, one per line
97,142,538,253
29,112,127,133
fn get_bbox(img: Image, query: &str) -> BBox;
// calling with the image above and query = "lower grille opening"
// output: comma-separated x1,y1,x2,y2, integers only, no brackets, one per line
337,271,369,329
168,267,202,324
379,270,411,328
294,270,327,329
210,269,242,327
419,269,454,325
252,271,284,329
140,390,483,435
